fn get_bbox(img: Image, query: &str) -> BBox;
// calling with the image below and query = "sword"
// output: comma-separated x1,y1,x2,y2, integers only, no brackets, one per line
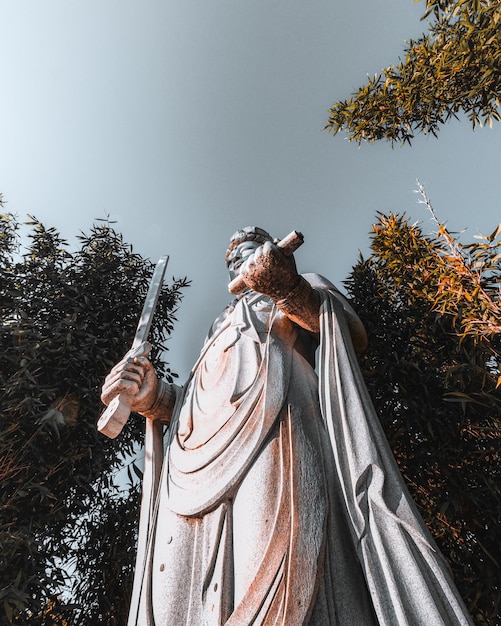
97,255,169,439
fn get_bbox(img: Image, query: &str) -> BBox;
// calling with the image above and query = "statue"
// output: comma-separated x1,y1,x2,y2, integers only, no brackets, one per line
101,227,473,625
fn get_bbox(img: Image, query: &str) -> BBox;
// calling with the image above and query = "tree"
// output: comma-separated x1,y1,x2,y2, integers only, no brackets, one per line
0,201,189,624
345,194,501,623
326,0,501,144
69,486,142,625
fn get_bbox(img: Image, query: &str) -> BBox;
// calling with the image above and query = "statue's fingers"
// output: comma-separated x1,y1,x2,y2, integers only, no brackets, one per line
110,380,140,397
258,241,278,266
108,361,146,384
110,342,151,372
108,354,137,378
253,244,265,262
108,358,127,377
119,369,144,384
103,368,123,390
133,356,154,371
240,256,254,277
101,377,141,406
264,240,284,264
104,368,143,393
128,341,152,360
125,360,148,379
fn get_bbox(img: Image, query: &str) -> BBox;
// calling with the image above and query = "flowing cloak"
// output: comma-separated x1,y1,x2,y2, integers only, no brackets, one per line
130,276,473,626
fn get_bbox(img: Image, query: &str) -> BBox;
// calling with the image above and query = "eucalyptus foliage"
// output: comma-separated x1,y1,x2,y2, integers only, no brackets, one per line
346,202,501,623
0,201,188,624
326,0,501,144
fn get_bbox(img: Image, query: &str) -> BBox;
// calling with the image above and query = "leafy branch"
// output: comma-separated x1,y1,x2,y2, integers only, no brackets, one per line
326,0,501,144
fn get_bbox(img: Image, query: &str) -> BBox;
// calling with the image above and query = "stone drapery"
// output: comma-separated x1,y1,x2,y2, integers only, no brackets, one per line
129,279,472,626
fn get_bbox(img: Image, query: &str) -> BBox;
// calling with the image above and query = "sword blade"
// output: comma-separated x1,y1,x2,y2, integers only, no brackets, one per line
131,256,169,351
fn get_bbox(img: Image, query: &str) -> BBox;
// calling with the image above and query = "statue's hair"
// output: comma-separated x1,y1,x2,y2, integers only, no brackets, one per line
225,226,276,265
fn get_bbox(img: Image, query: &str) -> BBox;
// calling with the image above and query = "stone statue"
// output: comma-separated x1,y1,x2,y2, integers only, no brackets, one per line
101,227,473,625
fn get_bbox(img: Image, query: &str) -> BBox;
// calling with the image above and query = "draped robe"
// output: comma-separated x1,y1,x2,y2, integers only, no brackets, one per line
132,276,473,626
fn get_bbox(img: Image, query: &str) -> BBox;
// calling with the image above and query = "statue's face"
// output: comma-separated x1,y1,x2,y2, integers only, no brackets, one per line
227,240,261,282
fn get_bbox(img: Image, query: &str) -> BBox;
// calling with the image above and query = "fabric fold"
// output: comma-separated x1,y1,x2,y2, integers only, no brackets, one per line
318,290,473,626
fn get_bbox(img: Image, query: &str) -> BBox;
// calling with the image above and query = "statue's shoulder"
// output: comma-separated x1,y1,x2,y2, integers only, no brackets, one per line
302,273,340,293
302,273,368,353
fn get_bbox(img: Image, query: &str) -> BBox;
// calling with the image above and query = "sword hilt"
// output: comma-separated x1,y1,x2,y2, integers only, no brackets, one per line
97,395,132,439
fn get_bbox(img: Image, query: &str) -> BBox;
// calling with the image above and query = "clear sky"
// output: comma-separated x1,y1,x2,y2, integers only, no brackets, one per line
1,0,499,380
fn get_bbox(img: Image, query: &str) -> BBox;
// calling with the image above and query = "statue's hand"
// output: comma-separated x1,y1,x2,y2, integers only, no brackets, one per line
240,240,300,300
101,342,159,417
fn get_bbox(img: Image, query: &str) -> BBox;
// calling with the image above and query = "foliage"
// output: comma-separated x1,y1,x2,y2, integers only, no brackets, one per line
326,0,501,144
0,203,189,624
345,198,501,623
69,484,142,625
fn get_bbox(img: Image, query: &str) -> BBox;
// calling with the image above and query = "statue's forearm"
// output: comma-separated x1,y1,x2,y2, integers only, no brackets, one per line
140,380,180,424
275,278,369,353
275,276,321,334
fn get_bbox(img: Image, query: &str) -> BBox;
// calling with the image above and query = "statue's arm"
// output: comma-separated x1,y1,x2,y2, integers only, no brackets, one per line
138,379,180,424
304,273,368,353
274,275,321,334
274,275,368,353
238,242,368,353
100,343,180,425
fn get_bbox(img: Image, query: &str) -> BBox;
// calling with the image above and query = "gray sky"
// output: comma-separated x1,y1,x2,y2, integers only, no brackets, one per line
1,0,500,380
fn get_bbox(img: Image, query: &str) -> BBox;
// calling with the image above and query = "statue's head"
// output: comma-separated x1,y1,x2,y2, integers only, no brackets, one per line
226,226,275,281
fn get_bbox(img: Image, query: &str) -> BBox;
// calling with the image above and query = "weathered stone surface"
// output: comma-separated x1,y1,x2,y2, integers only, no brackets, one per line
101,227,473,625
